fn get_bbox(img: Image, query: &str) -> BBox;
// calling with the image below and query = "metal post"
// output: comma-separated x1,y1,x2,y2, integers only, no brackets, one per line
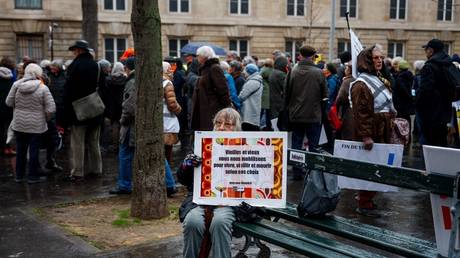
328,0,336,62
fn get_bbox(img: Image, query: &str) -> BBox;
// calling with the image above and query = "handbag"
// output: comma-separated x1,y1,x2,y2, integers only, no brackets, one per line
391,118,410,145
328,102,342,131
72,63,105,121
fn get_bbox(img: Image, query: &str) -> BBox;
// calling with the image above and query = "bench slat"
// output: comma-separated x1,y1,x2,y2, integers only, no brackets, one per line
287,149,456,196
267,205,438,258
234,221,384,258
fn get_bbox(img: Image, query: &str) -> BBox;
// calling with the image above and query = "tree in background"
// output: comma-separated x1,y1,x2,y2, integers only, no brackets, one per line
130,0,168,219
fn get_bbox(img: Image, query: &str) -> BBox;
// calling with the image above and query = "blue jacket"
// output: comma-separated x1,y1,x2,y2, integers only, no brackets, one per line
224,71,241,110
326,74,340,111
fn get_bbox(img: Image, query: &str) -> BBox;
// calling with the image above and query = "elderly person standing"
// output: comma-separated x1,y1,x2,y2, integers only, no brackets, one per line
350,45,396,217
6,64,55,183
179,108,241,258
63,40,104,182
239,64,263,131
191,46,231,131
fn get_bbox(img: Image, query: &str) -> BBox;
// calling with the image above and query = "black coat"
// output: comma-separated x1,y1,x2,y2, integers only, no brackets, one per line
63,52,104,126
416,52,453,127
393,69,414,117
47,69,67,125
104,74,127,122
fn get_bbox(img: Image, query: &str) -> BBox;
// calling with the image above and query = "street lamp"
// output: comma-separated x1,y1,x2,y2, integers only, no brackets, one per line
48,23,58,60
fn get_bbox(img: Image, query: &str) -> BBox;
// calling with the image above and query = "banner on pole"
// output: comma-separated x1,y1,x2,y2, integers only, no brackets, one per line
334,140,403,192
193,131,288,208
349,29,363,78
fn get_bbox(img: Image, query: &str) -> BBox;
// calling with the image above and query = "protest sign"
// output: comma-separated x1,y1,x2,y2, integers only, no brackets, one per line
423,145,460,257
334,140,403,192
193,131,288,208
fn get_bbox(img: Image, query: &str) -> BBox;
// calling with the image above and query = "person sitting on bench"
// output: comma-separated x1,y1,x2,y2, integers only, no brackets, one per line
177,108,241,258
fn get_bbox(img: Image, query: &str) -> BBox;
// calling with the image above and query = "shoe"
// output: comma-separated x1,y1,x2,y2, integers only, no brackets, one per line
167,187,177,197
355,207,381,218
109,188,132,195
45,163,63,172
27,177,47,184
65,175,84,183
15,178,26,183
3,148,16,156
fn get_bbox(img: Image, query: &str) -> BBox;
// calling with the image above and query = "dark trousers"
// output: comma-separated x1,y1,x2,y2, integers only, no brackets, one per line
15,131,41,180
421,124,448,147
291,122,321,177
242,123,260,131
43,119,60,165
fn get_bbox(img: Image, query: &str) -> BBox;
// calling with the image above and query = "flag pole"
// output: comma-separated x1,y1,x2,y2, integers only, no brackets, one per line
345,11,351,32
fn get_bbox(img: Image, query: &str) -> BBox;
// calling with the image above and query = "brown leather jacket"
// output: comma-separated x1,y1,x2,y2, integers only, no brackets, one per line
164,79,181,115
350,81,393,143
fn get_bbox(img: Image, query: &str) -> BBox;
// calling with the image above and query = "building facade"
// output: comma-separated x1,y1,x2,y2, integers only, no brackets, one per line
0,0,459,65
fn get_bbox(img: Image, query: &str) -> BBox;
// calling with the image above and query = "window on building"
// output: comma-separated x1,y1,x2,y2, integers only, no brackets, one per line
229,39,248,58
104,0,126,10
16,34,43,62
169,0,190,13
15,0,42,9
340,0,357,18
443,41,452,54
390,0,406,19
285,40,303,61
104,37,127,63
437,0,453,21
169,39,189,57
387,42,404,58
230,0,249,15
287,0,305,16
337,40,351,56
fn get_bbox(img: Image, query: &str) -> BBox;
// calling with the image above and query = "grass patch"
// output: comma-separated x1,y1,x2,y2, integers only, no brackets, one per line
112,209,142,227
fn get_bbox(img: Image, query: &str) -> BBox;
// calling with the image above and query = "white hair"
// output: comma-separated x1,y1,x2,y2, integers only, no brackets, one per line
111,62,124,76
220,61,230,71
413,60,425,73
162,61,171,74
391,56,403,66
242,56,255,66
24,63,43,79
196,46,217,59
50,59,63,70
40,59,51,69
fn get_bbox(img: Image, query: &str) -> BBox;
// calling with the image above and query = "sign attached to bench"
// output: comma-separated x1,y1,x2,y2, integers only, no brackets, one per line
193,131,288,208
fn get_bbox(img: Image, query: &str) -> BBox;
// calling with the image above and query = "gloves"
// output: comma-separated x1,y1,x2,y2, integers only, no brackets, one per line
182,153,202,168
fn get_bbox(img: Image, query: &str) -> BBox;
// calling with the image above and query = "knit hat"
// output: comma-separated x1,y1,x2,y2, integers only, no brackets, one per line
245,63,259,75
125,57,135,70
398,60,410,70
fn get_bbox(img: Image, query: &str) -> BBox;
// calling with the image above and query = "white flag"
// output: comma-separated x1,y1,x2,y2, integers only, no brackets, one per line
349,29,363,78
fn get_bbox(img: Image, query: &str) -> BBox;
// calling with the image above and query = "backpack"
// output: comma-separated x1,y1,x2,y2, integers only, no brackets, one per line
442,63,460,101
297,167,341,218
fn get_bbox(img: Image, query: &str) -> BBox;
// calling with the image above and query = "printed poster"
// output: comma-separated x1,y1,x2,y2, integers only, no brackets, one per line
423,145,460,257
334,140,404,192
193,131,288,208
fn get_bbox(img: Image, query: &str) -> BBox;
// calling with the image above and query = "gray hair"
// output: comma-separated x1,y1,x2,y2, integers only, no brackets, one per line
413,60,425,73
162,61,171,74
220,61,230,71
98,59,111,72
50,59,63,70
196,46,217,59
24,63,43,79
40,59,51,69
242,56,255,66
213,108,242,131
111,61,124,76
391,56,403,66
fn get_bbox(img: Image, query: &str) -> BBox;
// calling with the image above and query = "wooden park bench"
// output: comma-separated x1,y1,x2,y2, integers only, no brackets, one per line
233,149,460,258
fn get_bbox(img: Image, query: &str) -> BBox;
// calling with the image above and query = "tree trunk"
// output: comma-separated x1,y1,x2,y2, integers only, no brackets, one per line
81,0,98,58
130,0,168,219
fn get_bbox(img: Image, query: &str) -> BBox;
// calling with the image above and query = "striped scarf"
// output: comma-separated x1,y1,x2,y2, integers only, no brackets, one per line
349,73,396,113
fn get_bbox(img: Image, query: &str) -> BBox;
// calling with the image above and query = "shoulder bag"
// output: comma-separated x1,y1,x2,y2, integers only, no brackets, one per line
72,63,105,121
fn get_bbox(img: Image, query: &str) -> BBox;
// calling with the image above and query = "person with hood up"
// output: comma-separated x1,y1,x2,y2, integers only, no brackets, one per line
238,63,263,131
6,63,56,183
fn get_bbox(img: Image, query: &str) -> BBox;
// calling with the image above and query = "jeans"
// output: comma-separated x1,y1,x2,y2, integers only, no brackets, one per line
183,206,235,258
118,130,134,191
15,131,41,180
291,122,322,177
165,159,176,189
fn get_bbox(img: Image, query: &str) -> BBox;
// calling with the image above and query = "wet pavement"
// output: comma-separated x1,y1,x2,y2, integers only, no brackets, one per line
0,133,436,257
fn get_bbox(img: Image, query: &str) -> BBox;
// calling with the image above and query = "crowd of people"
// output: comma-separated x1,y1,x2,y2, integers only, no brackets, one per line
1,37,460,257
